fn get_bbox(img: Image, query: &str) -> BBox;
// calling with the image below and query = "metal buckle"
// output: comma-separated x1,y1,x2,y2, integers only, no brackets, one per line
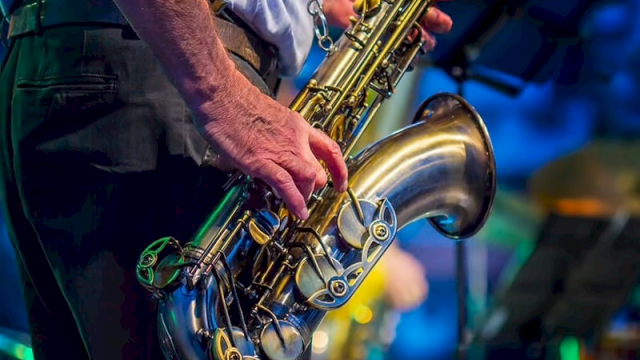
210,0,228,14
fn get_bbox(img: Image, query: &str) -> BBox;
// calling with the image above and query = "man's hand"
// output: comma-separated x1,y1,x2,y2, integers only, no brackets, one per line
198,72,349,220
112,0,348,220
323,0,453,50
418,5,453,51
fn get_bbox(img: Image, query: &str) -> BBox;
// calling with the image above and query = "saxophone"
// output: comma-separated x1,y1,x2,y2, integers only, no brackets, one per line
135,1,497,360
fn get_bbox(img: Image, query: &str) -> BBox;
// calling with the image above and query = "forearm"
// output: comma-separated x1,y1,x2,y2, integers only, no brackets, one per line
112,0,237,116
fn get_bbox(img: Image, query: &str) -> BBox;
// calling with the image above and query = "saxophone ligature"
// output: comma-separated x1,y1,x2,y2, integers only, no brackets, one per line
136,1,497,359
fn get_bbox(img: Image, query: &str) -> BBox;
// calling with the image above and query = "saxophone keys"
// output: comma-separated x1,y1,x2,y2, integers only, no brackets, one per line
336,199,380,249
259,320,305,360
294,255,348,309
353,0,382,15
248,210,281,245
211,328,256,360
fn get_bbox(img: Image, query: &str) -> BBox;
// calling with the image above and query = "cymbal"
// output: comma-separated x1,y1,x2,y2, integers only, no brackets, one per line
528,141,640,217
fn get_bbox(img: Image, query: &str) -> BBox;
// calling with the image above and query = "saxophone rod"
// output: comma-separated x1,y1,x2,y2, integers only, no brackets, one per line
346,0,430,100
342,33,426,159
292,0,430,158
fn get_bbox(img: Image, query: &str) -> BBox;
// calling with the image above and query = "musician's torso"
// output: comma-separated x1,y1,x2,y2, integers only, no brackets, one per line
1,0,317,77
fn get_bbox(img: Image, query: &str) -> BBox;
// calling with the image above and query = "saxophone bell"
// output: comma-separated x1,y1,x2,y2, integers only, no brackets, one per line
408,92,496,239
135,1,497,359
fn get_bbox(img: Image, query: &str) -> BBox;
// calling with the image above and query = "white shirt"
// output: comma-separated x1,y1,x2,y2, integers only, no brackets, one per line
226,0,317,77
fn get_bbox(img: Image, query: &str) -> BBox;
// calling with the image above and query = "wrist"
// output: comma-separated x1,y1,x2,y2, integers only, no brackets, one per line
186,61,245,124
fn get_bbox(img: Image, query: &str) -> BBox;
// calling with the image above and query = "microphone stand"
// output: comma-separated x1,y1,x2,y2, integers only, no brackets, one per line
448,57,515,360
456,238,469,360
451,62,470,360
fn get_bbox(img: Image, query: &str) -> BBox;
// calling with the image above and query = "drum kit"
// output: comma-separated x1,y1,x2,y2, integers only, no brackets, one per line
483,140,640,247
529,141,640,219
525,141,640,359
454,138,640,360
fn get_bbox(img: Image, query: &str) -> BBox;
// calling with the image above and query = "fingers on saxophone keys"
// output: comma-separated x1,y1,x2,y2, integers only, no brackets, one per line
309,128,349,192
258,161,310,220
421,7,453,34
313,161,329,192
294,159,319,204
421,29,437,52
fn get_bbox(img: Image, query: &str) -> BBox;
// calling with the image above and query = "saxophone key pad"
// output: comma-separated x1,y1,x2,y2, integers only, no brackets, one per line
336,198,396,249
259,320,305,360
294,254,347,309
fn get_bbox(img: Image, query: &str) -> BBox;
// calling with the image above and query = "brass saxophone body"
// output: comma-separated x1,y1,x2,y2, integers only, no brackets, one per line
136,1,497,360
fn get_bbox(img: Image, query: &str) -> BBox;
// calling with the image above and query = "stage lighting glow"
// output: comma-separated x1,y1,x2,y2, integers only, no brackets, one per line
582,2,632,38
559,336,580,360
352,304,373,325
312,331,329,353
0,332,32,360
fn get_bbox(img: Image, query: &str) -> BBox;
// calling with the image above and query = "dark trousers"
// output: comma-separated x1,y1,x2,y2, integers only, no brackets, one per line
0,25,275,360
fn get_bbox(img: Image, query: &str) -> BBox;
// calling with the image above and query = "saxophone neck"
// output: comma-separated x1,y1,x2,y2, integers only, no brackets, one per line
291,0,433,157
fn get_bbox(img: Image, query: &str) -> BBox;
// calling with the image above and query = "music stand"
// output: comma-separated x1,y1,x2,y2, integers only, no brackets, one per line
421,0,601,358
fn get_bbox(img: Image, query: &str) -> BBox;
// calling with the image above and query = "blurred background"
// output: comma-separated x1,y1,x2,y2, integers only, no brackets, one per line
3,0,640,359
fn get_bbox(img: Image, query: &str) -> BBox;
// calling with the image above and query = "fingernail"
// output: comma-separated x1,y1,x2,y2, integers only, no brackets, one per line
300,208,309,220
436,22,452,33
341,180,349,192
426,7,438,22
